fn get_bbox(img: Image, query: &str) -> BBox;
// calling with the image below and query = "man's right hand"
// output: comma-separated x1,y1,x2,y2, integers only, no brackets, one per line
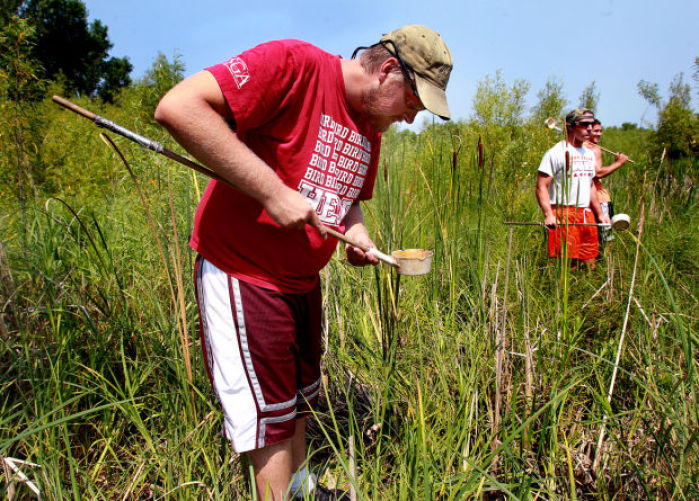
264,186,326,238
544,213,558,229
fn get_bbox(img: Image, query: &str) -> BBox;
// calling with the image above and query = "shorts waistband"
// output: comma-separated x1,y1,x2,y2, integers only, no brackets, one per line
551,205,591,211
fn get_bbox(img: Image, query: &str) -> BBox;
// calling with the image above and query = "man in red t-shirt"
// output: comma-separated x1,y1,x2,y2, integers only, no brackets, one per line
155,25,453,500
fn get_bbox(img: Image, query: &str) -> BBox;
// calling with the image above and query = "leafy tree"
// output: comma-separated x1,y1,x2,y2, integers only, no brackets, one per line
531,75,567,124
0,0,24,26
0,14,45,101
131,52,185,122
17,0,132,101
472,69,530,129
0,15,46,233
579,80,599,112
97,54,132,102
638,70,698,159
637,79,663,126
470,70,532,192
656,73,697,158
637,79,662,108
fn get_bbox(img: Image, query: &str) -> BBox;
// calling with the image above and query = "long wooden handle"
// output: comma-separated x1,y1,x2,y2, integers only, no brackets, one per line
53,95,225,182
52,95,97,120
52,95,399,267
322,226,368,251
504,221,609,227
584,141,636,164
322,227,398,267
504,221,543,226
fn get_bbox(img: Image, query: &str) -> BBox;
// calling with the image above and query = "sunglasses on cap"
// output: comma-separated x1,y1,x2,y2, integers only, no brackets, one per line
351,41,420,99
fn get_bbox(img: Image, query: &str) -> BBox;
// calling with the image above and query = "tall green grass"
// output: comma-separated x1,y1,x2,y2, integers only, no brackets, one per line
0,98,696,499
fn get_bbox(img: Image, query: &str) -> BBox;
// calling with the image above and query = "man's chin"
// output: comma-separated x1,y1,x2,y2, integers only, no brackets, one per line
367,120,391,133
375,123,392,133
363,112,399,133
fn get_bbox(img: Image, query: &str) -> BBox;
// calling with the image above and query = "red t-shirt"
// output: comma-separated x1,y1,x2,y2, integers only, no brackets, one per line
190,40,381,293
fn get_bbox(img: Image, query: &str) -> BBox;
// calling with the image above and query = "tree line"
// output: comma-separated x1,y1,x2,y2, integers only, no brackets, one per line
1,0,132,102
0,0,696,209
468,67,698,160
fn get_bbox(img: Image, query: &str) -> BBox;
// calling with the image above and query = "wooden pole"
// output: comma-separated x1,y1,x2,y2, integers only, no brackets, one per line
52,95,399,267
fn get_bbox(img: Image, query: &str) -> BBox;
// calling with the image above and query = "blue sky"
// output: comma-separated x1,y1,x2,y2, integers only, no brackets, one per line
83,0,697,129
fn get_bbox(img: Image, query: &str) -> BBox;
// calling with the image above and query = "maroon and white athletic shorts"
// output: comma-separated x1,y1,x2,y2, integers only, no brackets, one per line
194,256,322,452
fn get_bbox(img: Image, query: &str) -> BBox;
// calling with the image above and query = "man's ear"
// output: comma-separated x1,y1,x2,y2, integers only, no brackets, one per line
377,57,400,84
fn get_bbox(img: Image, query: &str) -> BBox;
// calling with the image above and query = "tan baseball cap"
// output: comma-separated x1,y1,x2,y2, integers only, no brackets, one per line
380,25,453,120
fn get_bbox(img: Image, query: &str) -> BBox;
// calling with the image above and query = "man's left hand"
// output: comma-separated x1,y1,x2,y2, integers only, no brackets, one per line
344,225,379,267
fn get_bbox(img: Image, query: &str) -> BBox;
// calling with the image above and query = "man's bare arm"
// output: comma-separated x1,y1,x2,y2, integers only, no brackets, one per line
589,182,610,224
595,150,629,179
154,71,325,235
536,172,557,228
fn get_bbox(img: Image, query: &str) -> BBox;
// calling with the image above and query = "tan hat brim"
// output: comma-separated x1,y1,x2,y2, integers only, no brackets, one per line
415,75,450,120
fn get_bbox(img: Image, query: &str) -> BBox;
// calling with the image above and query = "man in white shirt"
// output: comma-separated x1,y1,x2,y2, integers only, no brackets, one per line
536,108,610,271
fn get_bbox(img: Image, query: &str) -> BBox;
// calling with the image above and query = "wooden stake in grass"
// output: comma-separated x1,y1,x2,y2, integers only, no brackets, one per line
1,456,42,498
524,323,534,445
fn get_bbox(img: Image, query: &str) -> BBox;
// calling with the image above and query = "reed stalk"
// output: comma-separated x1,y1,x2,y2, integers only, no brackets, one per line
166,170,196,412
593,188,646,474
100,134,194,404
494,228,513,451
490,261,500,443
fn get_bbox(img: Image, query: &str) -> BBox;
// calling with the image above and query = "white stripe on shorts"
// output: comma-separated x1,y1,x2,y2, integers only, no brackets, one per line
298,378,321,403
196,258,296,452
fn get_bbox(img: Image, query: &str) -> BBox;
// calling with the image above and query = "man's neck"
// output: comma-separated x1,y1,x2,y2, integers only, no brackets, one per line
341,58,369,114
567,136,585,148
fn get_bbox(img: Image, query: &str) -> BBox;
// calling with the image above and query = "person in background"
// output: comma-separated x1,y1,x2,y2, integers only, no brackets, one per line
536,108,610,271
155,25,453,500
587,118,629,244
